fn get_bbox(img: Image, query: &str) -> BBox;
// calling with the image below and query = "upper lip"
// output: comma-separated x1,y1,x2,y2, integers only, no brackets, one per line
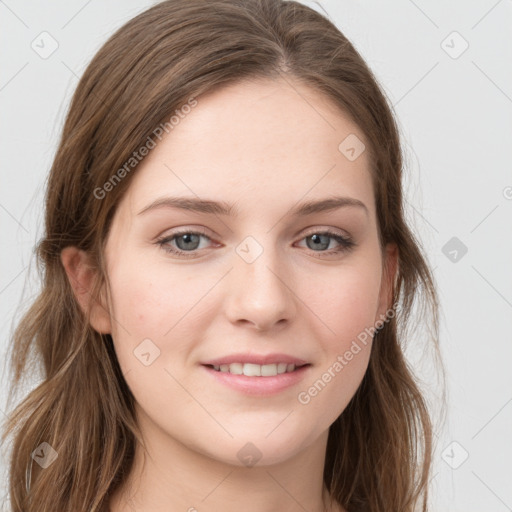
202,353,310,366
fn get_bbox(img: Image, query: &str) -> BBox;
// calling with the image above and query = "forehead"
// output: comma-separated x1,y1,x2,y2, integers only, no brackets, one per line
119,77,375,220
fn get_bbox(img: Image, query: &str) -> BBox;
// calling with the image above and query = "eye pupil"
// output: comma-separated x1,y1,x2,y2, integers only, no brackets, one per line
307,234,329,251
177,233,200,250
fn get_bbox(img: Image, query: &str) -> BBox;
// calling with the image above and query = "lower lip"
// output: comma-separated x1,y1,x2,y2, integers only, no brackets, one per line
201,364,311,396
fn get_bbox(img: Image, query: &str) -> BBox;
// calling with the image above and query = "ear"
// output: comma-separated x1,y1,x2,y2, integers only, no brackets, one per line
60,246,112,334
375,242,399,323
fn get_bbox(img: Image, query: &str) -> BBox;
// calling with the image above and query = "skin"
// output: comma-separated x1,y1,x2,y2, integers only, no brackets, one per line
62,76,398,512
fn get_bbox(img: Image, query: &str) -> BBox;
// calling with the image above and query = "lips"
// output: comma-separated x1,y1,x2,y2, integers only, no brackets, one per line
200,353,311,395
201,362,311,395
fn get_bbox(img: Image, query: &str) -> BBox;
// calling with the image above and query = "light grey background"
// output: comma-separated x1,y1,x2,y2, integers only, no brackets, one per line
1,1,511,511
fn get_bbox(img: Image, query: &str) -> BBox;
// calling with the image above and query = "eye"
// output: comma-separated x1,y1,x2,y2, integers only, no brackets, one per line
155,228,356,258
156,229,214,258
295,229,355,257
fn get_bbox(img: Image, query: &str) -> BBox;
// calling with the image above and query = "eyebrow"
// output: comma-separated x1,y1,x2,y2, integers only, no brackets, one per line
137,195,368,217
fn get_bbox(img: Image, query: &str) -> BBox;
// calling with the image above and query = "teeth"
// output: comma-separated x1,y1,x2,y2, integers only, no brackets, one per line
229,362,243,375
212,362,298,376
244,363,261,376
277,362,288,374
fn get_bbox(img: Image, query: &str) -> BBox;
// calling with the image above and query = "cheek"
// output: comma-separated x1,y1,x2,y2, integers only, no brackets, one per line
106,260,214,373
293,258,381,413
296,275,378,422
108,259,193,334
298,259,382,346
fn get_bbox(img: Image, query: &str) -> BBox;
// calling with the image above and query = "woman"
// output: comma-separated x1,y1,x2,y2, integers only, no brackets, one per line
1,1,445,511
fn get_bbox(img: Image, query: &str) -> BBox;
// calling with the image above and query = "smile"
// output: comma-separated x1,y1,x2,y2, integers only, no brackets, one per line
208,362,306,376
202,363,311,396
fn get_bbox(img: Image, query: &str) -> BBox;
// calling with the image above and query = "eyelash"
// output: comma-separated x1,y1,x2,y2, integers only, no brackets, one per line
155,228,355,259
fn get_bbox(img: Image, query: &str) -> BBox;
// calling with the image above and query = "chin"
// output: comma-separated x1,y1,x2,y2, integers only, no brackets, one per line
199,427,317,468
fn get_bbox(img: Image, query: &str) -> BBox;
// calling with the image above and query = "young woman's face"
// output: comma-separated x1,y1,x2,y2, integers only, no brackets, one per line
101,77,396,467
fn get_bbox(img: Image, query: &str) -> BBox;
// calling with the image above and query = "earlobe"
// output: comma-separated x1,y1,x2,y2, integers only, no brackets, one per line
60,246,112,334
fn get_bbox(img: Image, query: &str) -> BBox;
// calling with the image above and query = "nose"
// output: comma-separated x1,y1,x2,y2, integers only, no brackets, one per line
224,242,297,332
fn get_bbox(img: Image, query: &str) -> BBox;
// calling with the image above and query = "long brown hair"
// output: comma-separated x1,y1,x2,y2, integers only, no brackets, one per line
1,1,445,510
